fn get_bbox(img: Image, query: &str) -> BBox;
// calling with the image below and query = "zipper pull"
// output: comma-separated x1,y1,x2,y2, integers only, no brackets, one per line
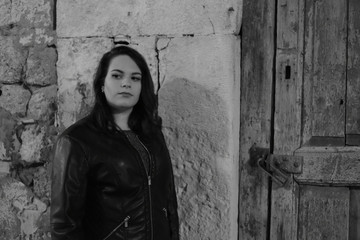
162,208,168,218
148,176,151,186
124,216,130,228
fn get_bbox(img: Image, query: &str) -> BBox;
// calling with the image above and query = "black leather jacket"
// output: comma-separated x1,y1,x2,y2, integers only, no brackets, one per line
51,116,179,240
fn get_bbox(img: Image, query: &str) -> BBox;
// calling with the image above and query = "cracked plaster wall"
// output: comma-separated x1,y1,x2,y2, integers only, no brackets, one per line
0,0,242,239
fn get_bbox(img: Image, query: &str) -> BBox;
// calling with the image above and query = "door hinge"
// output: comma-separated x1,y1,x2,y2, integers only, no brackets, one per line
251,146,303,188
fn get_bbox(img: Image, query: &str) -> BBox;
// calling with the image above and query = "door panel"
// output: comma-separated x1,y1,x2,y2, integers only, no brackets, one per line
239,1,275,239
272,0,360,240
295,147,360,185
241,0,360,239
298,186,349,240
303,0,347,140
346,0,360,142
349,189,360,239
270,0,304,238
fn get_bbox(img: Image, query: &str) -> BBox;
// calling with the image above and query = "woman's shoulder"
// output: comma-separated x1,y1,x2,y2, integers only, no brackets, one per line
57,115,98,143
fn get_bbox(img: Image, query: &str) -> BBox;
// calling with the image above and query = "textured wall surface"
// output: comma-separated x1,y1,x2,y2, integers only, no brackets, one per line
158,35,240,239
0,0,56,239
0,0,242,239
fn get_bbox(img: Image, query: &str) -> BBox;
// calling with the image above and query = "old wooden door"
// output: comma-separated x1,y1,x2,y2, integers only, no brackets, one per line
272,0,360,239
240,0,360,239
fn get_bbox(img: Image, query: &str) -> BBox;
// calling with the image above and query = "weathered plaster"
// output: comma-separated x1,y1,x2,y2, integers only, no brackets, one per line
56,37,113,128
158,35,240,240
57,0,241,37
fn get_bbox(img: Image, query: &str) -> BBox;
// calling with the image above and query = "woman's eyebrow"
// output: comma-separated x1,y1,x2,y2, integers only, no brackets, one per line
110,69,141,75
110,69,124,73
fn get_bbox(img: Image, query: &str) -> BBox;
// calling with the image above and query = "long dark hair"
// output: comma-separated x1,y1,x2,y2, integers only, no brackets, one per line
90,45,161,136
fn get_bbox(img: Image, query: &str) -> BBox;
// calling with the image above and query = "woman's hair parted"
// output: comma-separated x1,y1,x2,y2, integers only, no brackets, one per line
90,45,162,136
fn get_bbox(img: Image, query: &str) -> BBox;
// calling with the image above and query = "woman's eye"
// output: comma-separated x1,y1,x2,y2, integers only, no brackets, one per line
112,74,122,79
132,77,141,81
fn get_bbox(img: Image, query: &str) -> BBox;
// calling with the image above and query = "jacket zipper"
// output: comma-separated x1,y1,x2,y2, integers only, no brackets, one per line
124,133,154,240
102,216,130,240
137,138,154,240
162,207,168,218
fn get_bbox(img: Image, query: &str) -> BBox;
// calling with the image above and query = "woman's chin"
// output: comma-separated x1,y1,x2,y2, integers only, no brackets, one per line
111,105,134,114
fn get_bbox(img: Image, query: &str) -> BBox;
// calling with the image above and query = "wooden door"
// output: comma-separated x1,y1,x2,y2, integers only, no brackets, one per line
271,0,360,239
240,0,360,239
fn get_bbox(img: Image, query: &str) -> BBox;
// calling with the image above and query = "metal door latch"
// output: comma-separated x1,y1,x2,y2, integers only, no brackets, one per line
250,146,303,187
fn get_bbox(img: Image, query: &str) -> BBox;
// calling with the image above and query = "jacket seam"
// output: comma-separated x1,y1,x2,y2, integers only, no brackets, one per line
61,135,90,168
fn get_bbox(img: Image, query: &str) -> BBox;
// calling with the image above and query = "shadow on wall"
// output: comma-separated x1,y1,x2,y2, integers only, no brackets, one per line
159,78,231,240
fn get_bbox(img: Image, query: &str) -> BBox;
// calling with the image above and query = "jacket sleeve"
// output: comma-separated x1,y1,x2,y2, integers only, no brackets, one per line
160,131,180,240
51,135,89,240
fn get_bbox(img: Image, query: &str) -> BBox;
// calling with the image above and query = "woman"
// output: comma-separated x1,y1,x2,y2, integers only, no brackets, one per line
51,46,179,240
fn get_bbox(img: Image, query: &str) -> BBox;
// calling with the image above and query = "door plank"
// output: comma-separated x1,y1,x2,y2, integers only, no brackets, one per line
271,0,304,239
346,0,360,139
303,0,347,141
350,189,360,240
239,0,275,239
271,184,299,240
295,147,360,185
274,52,301,154
298,186,349,240
277,0,299,50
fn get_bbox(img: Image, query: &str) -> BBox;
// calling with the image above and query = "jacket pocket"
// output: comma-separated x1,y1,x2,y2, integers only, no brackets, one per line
102,216,130,240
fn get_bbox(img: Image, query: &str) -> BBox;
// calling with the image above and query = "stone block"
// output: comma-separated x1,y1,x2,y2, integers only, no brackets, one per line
0,84,31,116
25,47,57,86
2,0,56,47
0,177,22,240
33,165,50,201
0,161,10,177
0,36,26,84
158,35,240,240
0,108,16,161
57,0,241,37
57,37,113,128
0,142,8,161
0,0,11,26
0,177,48,239
18,27,56,47
10,0,53,28
20,124,45,163
28,85,57,121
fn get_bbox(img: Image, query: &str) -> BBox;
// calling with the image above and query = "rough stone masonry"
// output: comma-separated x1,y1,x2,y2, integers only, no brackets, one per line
0,0,242,239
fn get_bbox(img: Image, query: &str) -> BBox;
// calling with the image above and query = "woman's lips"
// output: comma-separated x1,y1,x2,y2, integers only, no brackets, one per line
118,92,133,96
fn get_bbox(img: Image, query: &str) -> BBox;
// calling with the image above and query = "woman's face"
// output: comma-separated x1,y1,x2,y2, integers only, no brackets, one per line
103,55,142,113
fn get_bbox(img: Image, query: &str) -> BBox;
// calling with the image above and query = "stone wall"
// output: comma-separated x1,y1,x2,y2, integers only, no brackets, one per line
0,0,56,239
0,0,242,239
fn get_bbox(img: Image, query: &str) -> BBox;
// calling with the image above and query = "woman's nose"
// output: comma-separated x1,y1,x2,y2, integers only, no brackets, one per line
121,76,131,88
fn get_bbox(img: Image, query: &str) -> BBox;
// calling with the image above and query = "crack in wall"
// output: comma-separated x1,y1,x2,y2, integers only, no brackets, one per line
208,17,215,34
155,39,161,95
155,36,172,94
53,0,57,31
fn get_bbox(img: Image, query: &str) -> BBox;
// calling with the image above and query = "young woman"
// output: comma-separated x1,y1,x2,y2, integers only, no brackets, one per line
51,46,179,240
